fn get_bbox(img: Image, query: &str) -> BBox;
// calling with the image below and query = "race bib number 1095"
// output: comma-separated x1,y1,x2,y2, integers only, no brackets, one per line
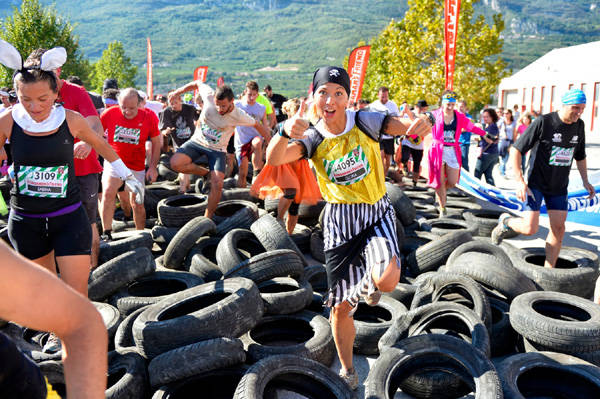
323,146,371,185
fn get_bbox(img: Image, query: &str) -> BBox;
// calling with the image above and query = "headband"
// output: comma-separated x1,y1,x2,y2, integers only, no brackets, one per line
441,93,457,103
0,40,67,75
561,89,586,105
312,66,351,96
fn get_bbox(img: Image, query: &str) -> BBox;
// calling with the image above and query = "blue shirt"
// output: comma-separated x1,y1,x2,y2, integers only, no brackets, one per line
479,123,499,154
459,112,473,145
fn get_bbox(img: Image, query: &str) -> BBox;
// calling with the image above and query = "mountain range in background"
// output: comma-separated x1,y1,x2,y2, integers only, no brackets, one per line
1,0,599,97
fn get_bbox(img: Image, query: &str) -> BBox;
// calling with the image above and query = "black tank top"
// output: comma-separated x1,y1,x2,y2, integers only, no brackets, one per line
443,112,457,144
10,117,80,214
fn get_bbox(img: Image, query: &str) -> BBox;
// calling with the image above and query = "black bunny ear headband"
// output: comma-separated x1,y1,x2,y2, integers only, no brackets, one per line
0,39,67,75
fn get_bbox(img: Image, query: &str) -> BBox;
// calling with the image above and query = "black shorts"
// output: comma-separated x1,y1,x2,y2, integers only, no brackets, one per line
380,138,395,155
401,146,424,172
77,174,99,224
227,135,235,155
8,206,92,260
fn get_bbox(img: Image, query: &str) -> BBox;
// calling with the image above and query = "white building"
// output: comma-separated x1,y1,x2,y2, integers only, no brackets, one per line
497,41,600,133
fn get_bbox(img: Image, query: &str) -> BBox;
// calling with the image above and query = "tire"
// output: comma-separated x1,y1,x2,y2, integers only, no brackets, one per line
383,283,417,309
353,296,407,355
444,251,537,301
144,183,180,218
109,271,205,316
463,209,519,237
220,187,256,202
413,201,437,214
509,291,600,353
151,365,249,398
426,218,478,236
365,335,502,399
241,310,335,366
98,230,153,265
411,272,492,330
505,245,600,298
158,163,178,181
405,192,435,204
488,297,517,357
378,301,491,358
223,249,305,284
401,231,437,256
445,199,482,215
89,247,155,301
132,277,263,359
163,216,216,270
305,264,328,295
187,237,223,281
257,277,313,315
148,337,246,388
114,306,148,353
297,201,326,226
157,194,208,227
406,230,473,276
446,239,514,269
290,223,312,253
250,213,305,262
309,227,325,263
213,200,259,236
386,182,416,226
150,225,179,246
216,229,266,274
233,354,354,399
93,302,121,343
106,350,149,399
497,351,600,399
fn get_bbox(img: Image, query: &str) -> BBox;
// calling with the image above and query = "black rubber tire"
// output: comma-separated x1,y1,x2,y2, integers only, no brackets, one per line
305,264,328,295
152,365,249,398
444,199,482,216
241,310,335,366
38,360,64,392
233,354,354,399
386,182,416,226
213,200,259,236
378,301,491,358
89,247,155,301
489,297,517,357
150,225,179,247
157,194,208,227
353,296,408,355
411,272,492,330
187,237,223,281
383,282,417,309
365,334,502,399
132,277,263,359
309,227,325,263
446,239,514,269
406,230,473,276
106,350,149,399
163,216,216,270
444,251,537,301
521,337,600,367
98,230,153,265
257,277,313,315
223,249,305,284
109,271,205,316
158,163,178,181
297,201,326,226
114,306,148,353
401,231,437,256
290,223,312,253
497,351,600,399
144,183,180,218
405,192,435,204
427,217,478,236
462,209,519,238
147,337,246,388
509,290,600,353
250,213,305,262
93,302,121,343
220,187,256,202
504,245,600,298
216,228,266,274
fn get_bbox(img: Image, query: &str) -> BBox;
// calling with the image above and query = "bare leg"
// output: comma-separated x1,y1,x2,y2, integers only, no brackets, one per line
32,252,57,274
251,136,264,172
372,256,401,292
277,197,293,222
544,210,567,268
205,170,225,219
445,166,460,189
238,157,249,188
381,150,391,176
117,191,131,218
225,153,235,178
130,191,146,230
286,214,299,235
435,164,448,208
55,255,91,297
100,176,122,233
170,153,209,177
330,301,355,374
90,224,100,268
506,210,540,236
178,173,191,193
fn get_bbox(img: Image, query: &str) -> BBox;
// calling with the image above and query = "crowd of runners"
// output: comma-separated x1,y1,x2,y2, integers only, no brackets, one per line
0,38,596,396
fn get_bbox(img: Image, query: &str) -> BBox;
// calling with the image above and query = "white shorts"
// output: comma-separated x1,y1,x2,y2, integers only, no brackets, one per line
102,160,145,190
442,147,460,169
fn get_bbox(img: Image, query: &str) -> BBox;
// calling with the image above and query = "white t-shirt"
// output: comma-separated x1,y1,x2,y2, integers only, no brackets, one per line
192,84,255,152
370,99,400,139
145,101,164,117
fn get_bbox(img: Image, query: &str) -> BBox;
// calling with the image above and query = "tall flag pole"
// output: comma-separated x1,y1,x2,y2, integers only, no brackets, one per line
146,38,153,99
347,45,371,104
444,0,461,90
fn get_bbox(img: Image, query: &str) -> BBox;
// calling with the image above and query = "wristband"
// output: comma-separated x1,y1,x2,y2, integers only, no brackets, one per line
110,158,132,180
279,127,291,139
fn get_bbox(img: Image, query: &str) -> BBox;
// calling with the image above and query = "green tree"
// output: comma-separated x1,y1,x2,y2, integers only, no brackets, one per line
357,0,508,110
90,41,138,93
0,0,90,88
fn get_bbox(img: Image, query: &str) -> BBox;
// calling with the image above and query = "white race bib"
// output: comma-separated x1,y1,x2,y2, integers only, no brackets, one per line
549,146,574,167
17,165,68,198
323,146,371,186
114,125,141,145
200,123,223,144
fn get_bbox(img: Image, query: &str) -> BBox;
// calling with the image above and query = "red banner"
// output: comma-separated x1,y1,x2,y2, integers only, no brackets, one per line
217,76,225,87
444,0,461,90
347,45,371,104
146,38,153,99
193,66,208,98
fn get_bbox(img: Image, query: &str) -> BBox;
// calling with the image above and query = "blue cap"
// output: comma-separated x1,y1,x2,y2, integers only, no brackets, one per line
561,89,586,105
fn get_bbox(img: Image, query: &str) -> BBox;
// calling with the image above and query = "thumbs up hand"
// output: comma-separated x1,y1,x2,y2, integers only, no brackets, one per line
283,99,310,139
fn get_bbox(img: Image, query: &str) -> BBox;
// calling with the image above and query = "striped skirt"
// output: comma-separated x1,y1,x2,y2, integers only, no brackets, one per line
322,194,400,312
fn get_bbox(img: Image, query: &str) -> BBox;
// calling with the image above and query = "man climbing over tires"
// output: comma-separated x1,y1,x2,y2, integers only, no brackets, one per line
491,89,596,268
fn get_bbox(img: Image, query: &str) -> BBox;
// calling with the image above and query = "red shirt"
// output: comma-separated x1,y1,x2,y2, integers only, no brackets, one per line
101,107,160,171
58,80,103,176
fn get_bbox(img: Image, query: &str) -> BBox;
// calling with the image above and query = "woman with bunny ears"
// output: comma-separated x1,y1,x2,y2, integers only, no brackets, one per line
0,41,144,352
266,66,432,389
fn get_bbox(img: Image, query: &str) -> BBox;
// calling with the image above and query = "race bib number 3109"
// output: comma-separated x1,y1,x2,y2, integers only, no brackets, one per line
17,165,68,198
323,146,371,185
549,146,574,166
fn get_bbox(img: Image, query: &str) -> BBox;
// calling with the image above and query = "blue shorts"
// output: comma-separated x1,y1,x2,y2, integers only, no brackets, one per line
524,186,568,212
177,140,226,173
